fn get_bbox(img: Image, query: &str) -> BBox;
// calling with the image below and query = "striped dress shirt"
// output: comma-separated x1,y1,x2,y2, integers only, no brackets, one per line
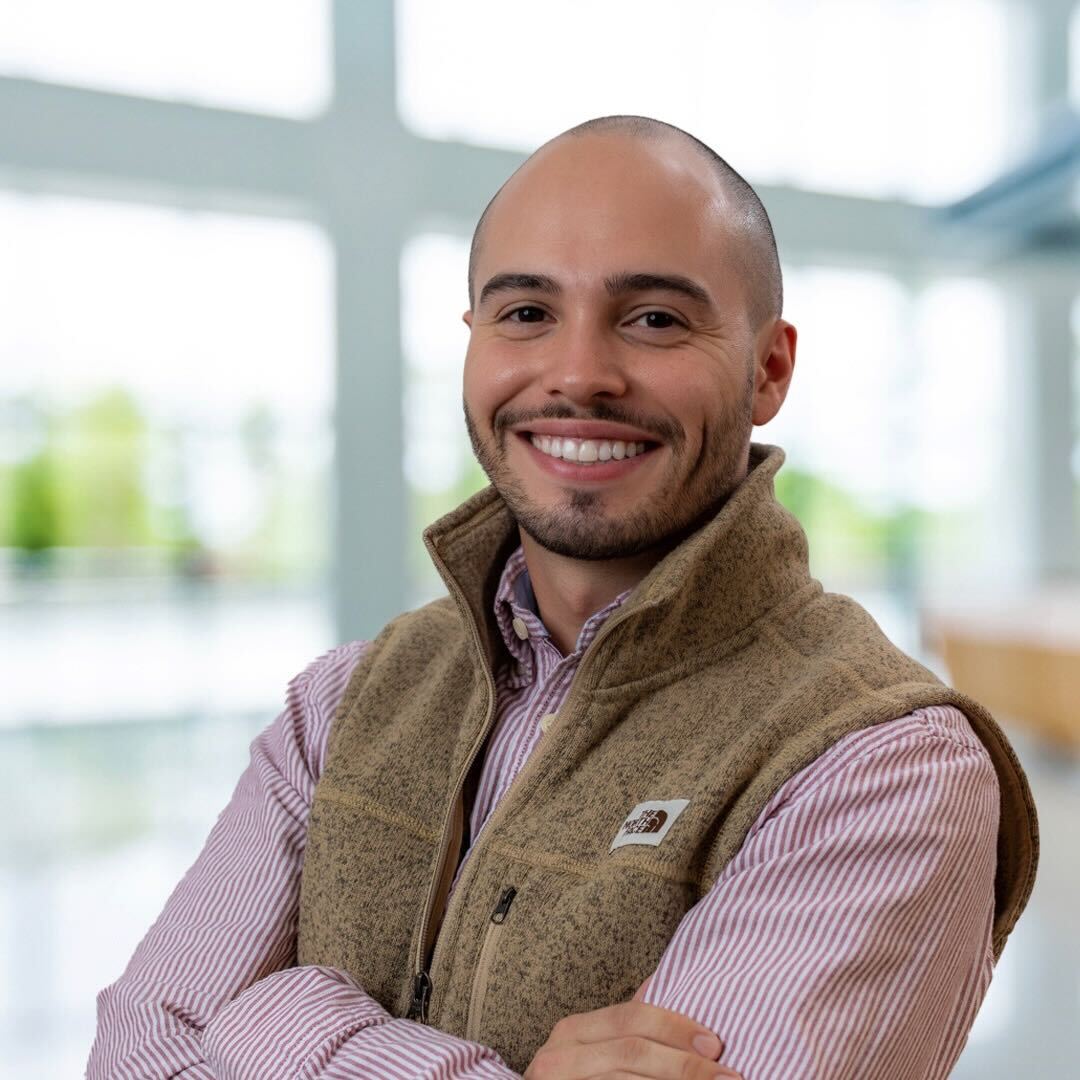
88,545,999,1078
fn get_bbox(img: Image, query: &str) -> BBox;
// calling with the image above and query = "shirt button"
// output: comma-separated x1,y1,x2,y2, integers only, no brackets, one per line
512,616,529,640
539,712,556,733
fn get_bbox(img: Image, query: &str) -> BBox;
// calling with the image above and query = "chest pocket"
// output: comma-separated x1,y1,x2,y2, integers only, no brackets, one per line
470,857,698,1074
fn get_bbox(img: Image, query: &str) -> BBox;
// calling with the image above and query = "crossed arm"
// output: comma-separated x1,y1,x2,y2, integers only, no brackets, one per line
87,643,999,1079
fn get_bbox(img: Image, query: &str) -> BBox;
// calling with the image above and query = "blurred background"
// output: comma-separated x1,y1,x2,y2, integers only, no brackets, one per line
0,1,1077,1075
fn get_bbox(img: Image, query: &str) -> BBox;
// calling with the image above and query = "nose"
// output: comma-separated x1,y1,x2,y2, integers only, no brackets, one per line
540,317,629,405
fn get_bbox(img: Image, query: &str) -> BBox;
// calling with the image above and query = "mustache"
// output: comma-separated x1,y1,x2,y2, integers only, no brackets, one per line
492,401,683,449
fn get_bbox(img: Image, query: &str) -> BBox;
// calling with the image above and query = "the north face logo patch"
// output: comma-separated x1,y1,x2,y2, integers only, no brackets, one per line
624,809,667,834
610,799,690,851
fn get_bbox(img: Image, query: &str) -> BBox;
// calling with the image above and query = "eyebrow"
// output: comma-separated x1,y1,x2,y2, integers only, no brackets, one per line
477,270,715,313
606,271,714,311
478,273,561,309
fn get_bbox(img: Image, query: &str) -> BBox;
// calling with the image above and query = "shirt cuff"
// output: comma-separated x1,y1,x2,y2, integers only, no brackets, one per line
317,1017,520,1079
202,965,391,1079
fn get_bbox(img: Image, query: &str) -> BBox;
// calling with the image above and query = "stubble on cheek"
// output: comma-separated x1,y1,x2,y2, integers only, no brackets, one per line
464,405,500,475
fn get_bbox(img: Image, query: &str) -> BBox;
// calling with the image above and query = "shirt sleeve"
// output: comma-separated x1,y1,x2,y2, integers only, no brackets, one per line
640,704,1000,1080
85,640,372,1080
200,965,517,1079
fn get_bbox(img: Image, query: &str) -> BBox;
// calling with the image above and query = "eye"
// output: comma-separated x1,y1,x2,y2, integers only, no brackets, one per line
631,311,685,330
502,306,548,323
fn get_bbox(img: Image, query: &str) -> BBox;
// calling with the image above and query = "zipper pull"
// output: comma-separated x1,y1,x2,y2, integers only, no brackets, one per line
491,886,517,924
407,970,432,1022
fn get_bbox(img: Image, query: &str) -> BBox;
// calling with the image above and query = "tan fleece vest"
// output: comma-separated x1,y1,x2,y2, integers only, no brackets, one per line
297,442,1038,1073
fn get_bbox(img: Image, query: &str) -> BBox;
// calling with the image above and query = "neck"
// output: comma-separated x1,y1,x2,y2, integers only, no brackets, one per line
517,530,674,656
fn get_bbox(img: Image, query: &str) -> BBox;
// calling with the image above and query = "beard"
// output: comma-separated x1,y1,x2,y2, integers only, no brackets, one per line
462,365,755,562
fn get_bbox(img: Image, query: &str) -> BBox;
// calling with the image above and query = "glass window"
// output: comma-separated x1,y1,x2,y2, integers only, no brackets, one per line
400,232,483,608
767,271,1008,578
0,0,331,117
396,0,1019,204
0,191,337,1071
0,192,337,727
766,269,1008,648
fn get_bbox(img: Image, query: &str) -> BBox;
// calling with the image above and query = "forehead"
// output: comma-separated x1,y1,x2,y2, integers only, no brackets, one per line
477,135,739,296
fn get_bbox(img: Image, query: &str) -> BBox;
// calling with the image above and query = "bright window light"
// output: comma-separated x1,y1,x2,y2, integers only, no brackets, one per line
399,232,482,607
0,192,334,428
400,232,472,498
396,0,1018,204
0,0,332,117
764,265,913,508
0,192,337,727
908,278,1009,513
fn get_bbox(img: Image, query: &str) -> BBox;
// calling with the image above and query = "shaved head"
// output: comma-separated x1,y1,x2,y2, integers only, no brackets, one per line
467,114,783,334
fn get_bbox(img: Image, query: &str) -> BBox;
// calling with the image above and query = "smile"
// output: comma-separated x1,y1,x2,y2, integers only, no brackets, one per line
528,433,650,464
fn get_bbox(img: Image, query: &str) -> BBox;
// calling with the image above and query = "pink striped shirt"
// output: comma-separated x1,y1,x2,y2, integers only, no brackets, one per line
88,546,999,1079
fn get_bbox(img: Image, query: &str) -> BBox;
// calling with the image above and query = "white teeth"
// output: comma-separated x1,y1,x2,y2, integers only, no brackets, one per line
528,434,652,465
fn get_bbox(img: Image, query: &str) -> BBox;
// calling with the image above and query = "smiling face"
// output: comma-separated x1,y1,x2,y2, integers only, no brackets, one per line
462,131,793,562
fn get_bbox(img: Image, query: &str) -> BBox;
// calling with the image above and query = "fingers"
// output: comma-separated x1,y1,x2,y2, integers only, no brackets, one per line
524,994,742,1080
548,1000,725,1059
526,1034,740,1079
632,974,652,1002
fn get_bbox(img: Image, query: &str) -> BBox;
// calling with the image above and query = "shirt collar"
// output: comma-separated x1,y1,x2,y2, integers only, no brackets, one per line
493,544,634,674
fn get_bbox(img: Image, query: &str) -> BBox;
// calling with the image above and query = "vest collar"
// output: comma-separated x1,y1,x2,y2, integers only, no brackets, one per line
422,442,814,679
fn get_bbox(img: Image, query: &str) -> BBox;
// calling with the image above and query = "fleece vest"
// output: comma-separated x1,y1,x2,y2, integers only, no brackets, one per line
296,442,1038,1073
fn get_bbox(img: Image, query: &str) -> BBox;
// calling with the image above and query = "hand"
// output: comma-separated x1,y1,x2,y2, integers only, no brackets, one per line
523,975,743,1079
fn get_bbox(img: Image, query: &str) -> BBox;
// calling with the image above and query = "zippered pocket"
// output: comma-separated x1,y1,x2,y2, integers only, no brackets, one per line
465,885,517,1042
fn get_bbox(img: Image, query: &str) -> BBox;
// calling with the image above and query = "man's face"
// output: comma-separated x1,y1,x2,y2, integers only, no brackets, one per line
462,133,766,562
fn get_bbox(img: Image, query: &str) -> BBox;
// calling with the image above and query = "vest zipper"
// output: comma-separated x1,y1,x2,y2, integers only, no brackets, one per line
407,969,432,1023
410,536,637,1025
407,724,495,1021
406,558,500,1024
465,886,517,1042
411,606,630,1022
405,760,476,1022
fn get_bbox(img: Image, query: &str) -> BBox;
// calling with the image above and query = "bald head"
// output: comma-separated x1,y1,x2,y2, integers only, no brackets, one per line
467,114,783,334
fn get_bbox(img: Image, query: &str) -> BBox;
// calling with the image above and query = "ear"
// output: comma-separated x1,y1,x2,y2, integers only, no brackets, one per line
751,319,796,427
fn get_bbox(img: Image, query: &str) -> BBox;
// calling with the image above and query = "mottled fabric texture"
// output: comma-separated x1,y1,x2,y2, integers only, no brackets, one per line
296,441,1038,1074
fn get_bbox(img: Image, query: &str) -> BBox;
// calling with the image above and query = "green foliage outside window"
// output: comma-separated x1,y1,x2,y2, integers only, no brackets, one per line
1,386,326,583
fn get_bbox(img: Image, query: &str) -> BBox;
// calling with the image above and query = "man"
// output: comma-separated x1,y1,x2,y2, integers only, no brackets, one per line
88,115,1038,1079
